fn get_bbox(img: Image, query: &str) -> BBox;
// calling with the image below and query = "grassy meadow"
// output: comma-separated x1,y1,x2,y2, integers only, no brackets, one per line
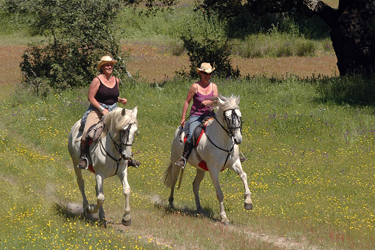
3,0,375,249
1,75,375,249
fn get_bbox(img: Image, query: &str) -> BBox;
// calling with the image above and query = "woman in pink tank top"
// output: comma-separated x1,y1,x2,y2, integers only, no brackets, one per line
175,63,219,168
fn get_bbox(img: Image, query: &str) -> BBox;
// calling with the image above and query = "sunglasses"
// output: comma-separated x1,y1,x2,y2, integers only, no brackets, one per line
201,72,212,75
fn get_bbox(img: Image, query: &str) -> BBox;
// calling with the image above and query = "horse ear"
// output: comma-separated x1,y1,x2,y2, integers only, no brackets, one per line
236,95,240,104
133,106,138,118
121,108,126,116
218,95,225,106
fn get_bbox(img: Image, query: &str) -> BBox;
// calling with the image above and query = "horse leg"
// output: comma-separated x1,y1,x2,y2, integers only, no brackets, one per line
87,174,105,220
193,169,206,215
208,169,230,225
165,162,181,209
74,168,89,217
230,160,253,210
119,168,132,226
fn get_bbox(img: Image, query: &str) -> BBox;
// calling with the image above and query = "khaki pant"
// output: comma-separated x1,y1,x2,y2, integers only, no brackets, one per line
82,109,103,139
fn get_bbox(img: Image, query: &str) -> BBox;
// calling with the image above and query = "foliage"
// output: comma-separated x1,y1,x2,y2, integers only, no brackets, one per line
181,35,240,78
225,10,331,40
177,12,240,78
317,72,375,105
230,24,319,59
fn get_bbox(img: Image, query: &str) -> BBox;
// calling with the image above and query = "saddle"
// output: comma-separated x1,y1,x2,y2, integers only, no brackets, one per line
87,120,105,143
180,117,213,147
77,121,105,173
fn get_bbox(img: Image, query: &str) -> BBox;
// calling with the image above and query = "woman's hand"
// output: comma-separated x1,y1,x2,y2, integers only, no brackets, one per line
180,118,185,127
118,97,127,105
202,100,211,106
102,109,109,115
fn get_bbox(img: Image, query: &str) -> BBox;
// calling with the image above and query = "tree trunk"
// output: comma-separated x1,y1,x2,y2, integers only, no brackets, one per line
299,0,375,75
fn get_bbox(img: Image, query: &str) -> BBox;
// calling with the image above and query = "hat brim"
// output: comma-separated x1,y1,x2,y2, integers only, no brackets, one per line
196,67,215,74
97,60,117,69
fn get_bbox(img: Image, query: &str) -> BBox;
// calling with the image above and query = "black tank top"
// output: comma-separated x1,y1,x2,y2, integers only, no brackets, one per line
95,77,119,105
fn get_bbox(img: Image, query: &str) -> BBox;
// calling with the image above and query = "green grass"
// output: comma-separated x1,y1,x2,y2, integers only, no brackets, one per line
1,75,375,249
117,5,334,58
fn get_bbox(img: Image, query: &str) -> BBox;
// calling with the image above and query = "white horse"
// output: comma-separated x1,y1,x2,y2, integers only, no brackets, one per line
68,107,138,227
164,95,253,225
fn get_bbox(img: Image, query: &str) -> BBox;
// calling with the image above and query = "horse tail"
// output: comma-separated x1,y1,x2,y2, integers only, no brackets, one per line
177,168,184,190
164,161,176,188
163,161,185,189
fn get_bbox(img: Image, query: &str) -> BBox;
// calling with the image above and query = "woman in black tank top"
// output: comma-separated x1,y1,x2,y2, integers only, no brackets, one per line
77,55,140,169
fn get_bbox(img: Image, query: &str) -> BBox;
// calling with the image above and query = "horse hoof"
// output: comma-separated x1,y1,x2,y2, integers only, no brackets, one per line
122,218,132,226
102,220,107,228
223,220,230,226
244,203,253,210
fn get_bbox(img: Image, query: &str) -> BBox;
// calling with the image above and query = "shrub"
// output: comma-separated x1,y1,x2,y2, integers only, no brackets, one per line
181,34,240,78
296,41,316,57
276,42,293,57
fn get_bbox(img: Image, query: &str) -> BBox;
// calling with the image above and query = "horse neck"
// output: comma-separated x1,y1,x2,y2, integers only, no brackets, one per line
102,129,119,150
209,109,232,144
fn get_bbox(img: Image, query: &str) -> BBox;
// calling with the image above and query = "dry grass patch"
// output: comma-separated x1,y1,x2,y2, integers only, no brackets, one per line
1,43,339,88
124,42,339,81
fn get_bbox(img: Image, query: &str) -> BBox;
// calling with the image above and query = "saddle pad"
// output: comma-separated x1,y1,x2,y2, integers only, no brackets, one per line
184,117,214,146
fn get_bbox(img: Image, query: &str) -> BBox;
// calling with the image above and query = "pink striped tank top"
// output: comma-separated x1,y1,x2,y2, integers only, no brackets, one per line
190,83,214,116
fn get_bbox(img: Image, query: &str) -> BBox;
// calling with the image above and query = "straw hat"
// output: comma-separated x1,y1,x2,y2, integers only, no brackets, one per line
97,55,117,69
196,62,215,74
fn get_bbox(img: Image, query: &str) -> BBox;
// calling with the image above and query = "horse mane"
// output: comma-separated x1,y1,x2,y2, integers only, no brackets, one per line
101,107,138,138
216,94,240,111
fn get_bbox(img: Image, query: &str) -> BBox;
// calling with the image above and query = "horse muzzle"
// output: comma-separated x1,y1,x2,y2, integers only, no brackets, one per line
121,155,132,161
234,138,242,145
233,132,242,145
121,150,133,161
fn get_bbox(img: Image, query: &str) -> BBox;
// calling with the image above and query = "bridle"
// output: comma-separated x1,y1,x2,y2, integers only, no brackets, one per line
99,123,136,175
206,109,242,170
215,109,242,137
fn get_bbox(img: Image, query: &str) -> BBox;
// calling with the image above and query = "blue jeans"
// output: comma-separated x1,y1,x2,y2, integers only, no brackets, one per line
186,113,214,144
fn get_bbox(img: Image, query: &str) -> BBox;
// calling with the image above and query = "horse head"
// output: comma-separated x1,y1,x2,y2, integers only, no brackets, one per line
103,107,138,162
217,95,242,144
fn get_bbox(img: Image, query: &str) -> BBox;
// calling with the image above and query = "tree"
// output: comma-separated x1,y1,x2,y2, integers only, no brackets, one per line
199,0,375,76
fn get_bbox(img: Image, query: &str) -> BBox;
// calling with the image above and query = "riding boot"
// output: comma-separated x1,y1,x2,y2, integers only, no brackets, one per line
175,141,193,169
77,138,90,169
239,152,247,163
128,158,141,168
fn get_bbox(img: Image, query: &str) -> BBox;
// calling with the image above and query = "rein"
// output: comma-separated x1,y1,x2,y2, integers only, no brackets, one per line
99,123,134,175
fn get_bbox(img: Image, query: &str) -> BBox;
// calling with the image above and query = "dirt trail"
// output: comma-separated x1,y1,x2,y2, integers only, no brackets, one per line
63,198,324,250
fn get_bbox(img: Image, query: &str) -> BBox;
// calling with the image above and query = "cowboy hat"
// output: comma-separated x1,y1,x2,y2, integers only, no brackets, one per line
97,55,117,69
196,62,215,74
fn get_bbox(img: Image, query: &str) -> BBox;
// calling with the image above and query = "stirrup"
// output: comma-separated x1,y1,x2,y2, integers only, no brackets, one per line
175,157,187,169
77,157,89,170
